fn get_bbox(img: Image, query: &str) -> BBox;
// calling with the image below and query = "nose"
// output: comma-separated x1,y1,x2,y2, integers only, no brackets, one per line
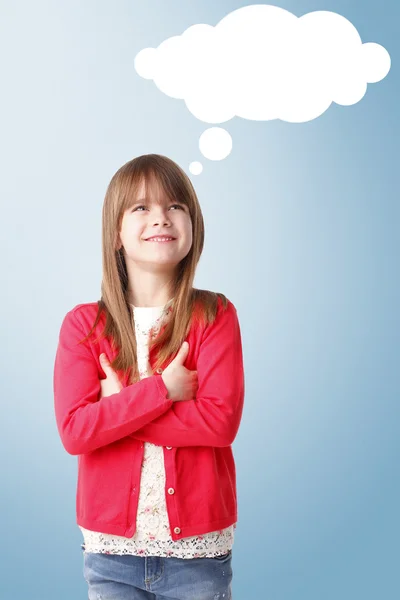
151,205,172,227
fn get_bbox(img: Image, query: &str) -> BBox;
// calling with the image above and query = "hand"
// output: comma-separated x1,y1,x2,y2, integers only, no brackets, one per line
99,354,123,399
98,345,198,403
161,341,198,402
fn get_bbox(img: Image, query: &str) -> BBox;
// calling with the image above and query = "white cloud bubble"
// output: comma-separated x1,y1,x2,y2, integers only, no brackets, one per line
134,47,158,79
189,161,203,175
134,4,391,169
199,127,232,160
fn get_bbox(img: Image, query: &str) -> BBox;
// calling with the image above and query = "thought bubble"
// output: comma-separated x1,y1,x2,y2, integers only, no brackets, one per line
134,4,391,173
199,128,232,161
189,161,203,175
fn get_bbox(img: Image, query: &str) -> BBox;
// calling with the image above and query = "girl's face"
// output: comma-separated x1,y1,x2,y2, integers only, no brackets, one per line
118,179,193,270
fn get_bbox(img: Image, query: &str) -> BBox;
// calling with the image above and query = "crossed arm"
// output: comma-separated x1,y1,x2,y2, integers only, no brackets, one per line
53,299,244,454
131,300,245,447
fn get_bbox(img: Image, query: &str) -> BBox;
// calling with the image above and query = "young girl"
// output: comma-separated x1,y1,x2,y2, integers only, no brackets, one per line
53,153,245,599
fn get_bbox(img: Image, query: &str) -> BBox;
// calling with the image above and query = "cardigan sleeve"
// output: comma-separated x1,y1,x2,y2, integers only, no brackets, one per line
131,299,245,447
53,308,173,455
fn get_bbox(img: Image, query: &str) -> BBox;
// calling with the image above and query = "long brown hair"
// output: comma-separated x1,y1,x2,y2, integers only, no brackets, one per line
79,153,227,385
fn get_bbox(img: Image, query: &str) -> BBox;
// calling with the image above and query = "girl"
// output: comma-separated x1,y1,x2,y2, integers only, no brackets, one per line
53,153,245,599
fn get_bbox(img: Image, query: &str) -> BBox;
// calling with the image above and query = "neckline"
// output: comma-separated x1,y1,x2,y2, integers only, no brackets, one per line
130,297,174,310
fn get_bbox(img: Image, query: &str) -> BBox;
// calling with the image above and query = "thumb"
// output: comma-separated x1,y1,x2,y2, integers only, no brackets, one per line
99,354,122,389
100,353,112,372
173,341,189,364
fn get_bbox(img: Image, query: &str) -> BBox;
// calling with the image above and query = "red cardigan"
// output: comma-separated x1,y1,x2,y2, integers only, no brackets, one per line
53,296,245,541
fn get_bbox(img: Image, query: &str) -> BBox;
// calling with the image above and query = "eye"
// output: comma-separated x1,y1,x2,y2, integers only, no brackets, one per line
133,203,184,212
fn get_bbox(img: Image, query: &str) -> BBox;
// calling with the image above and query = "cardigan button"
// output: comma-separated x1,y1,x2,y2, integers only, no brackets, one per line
174,527,181,534
167,487,175,495
166,446,172,450
156,368,163,374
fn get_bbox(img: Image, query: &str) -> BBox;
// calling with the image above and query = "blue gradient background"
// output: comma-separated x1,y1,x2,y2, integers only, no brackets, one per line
0,1,398,598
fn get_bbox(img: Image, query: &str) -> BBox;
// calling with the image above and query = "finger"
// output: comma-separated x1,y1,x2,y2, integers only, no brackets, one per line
99,354,109,370
173,341,189,364
100,354,115,376
100,353,108,363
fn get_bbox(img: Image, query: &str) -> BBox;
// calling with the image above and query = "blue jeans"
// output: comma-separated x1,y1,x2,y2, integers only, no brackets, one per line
82,546,233,599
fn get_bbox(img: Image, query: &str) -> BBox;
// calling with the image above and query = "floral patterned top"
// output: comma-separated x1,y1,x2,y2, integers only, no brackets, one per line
80,298,236,558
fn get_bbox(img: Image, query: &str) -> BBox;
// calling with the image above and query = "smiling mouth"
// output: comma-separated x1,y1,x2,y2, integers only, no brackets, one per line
145,237,176,242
